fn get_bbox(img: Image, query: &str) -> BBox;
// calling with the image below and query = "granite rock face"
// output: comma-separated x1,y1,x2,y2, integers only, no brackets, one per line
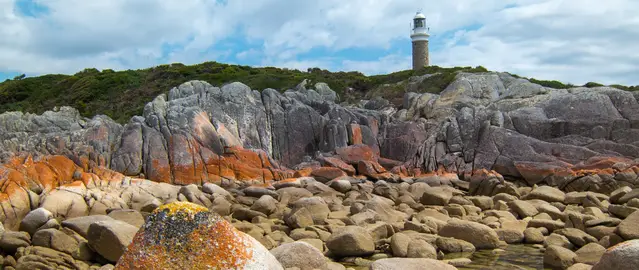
1,72,639,223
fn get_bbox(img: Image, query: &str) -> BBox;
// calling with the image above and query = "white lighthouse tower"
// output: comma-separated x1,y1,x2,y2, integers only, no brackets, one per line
411,11,430,70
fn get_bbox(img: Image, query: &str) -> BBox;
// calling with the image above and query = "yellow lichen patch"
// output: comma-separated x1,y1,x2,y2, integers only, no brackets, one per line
155,201,209,217
115,202,255,270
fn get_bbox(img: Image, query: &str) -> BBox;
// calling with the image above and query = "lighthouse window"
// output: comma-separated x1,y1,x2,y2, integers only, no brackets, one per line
414,19,424,28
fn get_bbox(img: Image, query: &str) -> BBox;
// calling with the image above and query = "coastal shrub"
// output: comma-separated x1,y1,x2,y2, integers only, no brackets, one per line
584,82,604,88
0,61,634,123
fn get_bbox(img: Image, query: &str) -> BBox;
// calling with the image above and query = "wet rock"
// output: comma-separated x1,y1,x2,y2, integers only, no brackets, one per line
544,245,576,269
524,228,545,244
369,258,457,270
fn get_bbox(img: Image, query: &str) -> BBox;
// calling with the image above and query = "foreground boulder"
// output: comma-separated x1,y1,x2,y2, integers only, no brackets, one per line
369,258,458,270
270,241,328,270
592,240,639,270
115,201,283,269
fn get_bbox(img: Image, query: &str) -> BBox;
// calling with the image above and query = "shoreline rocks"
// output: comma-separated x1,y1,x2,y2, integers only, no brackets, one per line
0,160,636,269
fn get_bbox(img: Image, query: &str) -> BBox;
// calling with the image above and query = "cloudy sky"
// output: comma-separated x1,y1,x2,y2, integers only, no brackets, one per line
1,0,638,86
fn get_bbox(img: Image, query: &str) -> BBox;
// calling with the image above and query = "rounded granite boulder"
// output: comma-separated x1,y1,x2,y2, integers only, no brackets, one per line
114,201,283,270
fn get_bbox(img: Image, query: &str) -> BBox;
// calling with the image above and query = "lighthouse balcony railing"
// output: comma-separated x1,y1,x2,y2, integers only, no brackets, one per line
411,28,429,36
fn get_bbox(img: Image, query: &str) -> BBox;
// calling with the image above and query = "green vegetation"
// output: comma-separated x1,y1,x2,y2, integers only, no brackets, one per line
0,61,636,123
364,65,489,105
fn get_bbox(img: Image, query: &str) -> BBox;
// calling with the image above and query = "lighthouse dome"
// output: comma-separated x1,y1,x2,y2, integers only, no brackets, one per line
414,12,426,19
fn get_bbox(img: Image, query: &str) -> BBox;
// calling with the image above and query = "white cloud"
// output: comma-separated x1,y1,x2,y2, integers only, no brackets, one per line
0,0,638,86
341,54,412,75
434,0,639,85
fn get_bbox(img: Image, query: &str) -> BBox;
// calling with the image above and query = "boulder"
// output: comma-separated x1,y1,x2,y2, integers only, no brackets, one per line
438,219,501,249
270,241,327,270
107,209,145,228
115,201,283,269
62,215,115,238
326,226,375,257
574,243,606,265
14,246,89,270
31,228,79,256
592,240,639,270
508,200,539,218
19,208,54,236
524,186,566,203
0,231,30,253
406,239,437,259
615,210,639,240
435,237,476,254
544,245,577,269
369,258,458,270
555,228,598,248
420,187,453,206
87,219,139,262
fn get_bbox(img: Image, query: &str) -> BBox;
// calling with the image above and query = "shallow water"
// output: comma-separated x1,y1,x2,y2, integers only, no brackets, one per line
340,244,549,270
448,244,550,270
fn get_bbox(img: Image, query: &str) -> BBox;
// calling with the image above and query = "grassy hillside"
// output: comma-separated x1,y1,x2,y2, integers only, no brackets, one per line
1,61,636,123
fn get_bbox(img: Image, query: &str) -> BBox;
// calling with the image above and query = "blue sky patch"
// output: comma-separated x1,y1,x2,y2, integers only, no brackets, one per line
13,0,49,17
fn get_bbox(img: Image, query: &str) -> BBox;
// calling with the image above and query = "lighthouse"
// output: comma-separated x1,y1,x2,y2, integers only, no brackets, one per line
411,11,430,70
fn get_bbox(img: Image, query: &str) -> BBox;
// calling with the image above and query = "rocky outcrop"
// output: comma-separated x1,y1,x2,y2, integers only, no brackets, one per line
2,73,638,188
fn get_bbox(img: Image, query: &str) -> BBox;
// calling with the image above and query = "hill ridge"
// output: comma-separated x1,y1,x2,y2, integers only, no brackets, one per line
2,61,637,123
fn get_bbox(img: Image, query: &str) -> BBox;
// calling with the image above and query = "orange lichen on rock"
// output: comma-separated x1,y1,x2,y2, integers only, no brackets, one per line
115,201,281,270
0,155,129,229
168,145,294,185
320,157,356,176
574,156,633,171
335,144,377,165
349,124,363,145
311,167,347,182
294,168,313,178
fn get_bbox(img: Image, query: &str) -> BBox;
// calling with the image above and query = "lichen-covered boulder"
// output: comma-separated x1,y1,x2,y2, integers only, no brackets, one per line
115,201,283,270
592,239,639,270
